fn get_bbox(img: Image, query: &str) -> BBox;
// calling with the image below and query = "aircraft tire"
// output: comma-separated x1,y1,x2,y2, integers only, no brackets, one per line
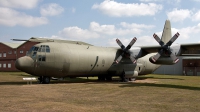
129,78,136,81
98,76,106,81
120,72,128,82
43,76,50,84
105,76,112,81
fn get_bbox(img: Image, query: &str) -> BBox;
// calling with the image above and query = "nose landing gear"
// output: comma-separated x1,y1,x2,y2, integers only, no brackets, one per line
38,76,50,84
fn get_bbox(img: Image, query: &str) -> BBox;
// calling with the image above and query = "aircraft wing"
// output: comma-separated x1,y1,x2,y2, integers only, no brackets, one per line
137,43,200,57
139,45,160,54
180,43,200,50
12,37,93,46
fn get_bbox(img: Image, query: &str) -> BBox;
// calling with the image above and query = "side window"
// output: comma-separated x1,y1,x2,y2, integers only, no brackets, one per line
38,55,46,62
46,46,50,53
3,53,6,57
8,63,11,68
3,63,6,68
38,55,42,61
42,56,46,61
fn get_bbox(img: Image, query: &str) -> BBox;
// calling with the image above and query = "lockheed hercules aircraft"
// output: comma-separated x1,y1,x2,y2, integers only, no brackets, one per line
14,20,200,84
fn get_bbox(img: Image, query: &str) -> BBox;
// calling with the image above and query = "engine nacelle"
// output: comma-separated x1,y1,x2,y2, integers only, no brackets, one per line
124,71,138,78
149,57,176,65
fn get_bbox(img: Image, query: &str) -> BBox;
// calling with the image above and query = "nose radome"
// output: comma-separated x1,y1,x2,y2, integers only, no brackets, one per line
15,56,34,71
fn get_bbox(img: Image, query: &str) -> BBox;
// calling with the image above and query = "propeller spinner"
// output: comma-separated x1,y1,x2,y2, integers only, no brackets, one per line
151,32,180,63
115,37,137,64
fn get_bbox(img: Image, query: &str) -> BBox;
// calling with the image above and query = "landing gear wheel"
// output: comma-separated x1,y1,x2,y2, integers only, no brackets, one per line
120,74,128,82
129,78,136,81
43,76,50,84
98,76,106,81
106,76,112,81
38,76,50,84
38,76,43,84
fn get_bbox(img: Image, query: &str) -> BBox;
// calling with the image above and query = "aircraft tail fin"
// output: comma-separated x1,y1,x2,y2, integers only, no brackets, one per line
161,20,172,44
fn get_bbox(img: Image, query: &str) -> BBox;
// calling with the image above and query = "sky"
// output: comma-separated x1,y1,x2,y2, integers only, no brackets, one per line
0,0,200,47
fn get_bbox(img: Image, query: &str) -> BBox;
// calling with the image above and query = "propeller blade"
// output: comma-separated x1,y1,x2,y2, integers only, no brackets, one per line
130,53,137,63
166,32,180,46
170,53,179,63
116,39,125,50
126,37,137,50
153,33,164,46
115,55,123,64
151,49,163,62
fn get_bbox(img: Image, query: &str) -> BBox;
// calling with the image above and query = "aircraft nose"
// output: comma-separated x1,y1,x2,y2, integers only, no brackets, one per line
15,56,34,71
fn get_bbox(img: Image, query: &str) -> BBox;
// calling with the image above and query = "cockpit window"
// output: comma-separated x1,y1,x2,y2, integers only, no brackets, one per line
33,47,39,51
46,46,50,52
32,52,37,57
41,45,45,52
38,45,50,53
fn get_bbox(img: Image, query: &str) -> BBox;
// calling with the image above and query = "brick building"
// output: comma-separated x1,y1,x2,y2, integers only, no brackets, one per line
0,41,39,71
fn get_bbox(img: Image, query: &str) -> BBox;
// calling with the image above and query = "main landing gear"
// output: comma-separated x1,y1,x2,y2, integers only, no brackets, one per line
120,75,136,82
38,76,50,84
98,76,112,81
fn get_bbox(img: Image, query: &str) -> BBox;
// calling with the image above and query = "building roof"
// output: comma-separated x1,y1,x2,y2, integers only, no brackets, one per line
0,42,23,49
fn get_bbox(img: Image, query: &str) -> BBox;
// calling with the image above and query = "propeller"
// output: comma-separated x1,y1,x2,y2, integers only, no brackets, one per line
151,32,180,63
115,37,137,64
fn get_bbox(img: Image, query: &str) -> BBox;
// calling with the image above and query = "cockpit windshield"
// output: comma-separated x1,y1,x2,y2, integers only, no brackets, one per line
26,46,39,56
38,45,50,53
26,45,50,57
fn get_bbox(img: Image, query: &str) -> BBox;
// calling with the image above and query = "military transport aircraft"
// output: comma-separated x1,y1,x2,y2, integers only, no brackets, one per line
14,20,200,84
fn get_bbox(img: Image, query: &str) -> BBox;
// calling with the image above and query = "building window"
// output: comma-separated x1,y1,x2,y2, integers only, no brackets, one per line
8,63,11,68
0,63,1,68
14,51,16,54
8,51,12,54
3,53,6,57
20,50,23,54
3,64,6,68
0,53,2,57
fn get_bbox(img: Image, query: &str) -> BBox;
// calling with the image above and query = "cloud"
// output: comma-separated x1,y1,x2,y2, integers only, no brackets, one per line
71,7,76,13
192,10,200,21
0,0,40,9
139,0,163,2
58,26,100,40
89,22,153,36
0,7,48,27
120,22,155,29
171,23,200,40
92,0,162,17
43,21,155,45
167,8,191,22
108,36,158,47
40,3,64,16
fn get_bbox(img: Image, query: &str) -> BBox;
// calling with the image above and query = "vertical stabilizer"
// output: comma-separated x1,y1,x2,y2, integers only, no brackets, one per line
161,20,172,44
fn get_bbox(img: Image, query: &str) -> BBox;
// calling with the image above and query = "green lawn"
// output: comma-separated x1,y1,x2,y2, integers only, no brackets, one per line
0,72,200,112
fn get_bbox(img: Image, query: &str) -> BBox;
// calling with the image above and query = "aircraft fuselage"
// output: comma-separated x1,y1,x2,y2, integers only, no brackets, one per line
16,42,159,78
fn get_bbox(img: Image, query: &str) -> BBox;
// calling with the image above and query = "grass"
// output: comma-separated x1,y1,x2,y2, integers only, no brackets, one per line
0,72,200,112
